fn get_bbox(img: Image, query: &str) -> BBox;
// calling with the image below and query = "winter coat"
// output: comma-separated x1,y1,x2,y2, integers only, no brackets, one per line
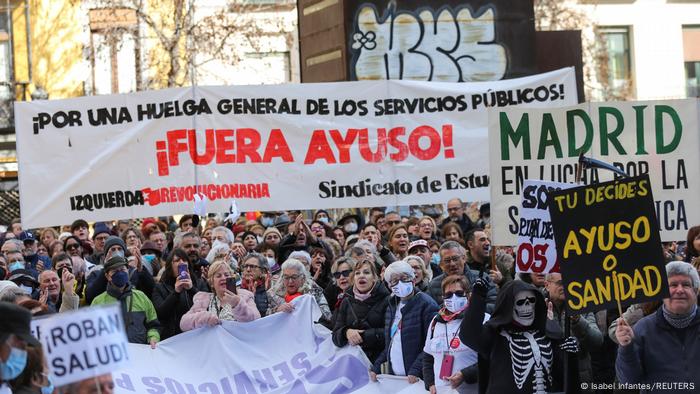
616,307,700,393
180,290,260,331
332,283,390,363
151,282,199,339
460,280,566,394
91,285,160,344
371,291,439,378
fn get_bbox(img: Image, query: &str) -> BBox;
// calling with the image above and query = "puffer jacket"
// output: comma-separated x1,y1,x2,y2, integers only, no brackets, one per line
180,290,259,331
371,291,438,378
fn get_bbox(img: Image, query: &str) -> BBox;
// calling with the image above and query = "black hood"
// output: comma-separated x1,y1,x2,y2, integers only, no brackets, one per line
486,280,547,331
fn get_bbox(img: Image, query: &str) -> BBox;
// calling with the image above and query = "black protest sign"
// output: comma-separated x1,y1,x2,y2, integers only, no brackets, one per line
547,174,669,314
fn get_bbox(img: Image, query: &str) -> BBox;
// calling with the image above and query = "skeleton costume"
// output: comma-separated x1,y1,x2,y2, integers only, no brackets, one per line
460,280,566,394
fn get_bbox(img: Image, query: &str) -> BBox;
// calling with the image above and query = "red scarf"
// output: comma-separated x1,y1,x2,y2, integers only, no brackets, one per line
438,307,461,322
285,292,303,303
242,277,265,292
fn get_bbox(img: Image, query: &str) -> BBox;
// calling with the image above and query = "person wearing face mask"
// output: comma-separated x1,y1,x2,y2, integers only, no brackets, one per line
91,256,161,348
7,271,39,301
258,212,278,229
8,345,52,394
370,261,438,384
337,213,363,236
313,210,332,226
0,301,41,394
86,236,156,304
423,276,487,394
332,259,389,363
460,279,579,394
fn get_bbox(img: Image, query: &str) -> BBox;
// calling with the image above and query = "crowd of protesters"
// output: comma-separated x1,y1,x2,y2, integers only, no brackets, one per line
1,200,699,394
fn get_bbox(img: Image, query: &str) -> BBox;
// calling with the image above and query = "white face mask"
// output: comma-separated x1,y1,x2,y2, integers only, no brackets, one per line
513,290,536,326
318,217,329,224
444,295,468,313
391,281,413,298
19,285,33,295
266,257,276,267
344,222,358,233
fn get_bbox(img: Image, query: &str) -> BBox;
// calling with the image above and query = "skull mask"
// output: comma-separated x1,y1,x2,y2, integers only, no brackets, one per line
513,290,536,326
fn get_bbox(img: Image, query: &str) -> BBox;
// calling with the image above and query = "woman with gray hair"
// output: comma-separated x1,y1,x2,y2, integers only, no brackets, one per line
267,258,332,324
370,261,439,384
404,255,431,292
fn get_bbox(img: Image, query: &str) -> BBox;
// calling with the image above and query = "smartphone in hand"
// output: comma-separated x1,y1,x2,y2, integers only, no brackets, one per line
178,265,188,279
226,277,237,294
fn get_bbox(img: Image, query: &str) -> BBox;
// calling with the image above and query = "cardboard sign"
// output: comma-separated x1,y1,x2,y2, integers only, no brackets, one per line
31,304,129,387
489,99,700,244
516,180,574,274
547,174,669,314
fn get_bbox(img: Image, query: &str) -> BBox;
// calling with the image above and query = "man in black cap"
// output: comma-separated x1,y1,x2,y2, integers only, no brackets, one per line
88,222,112,265
70,219,90,242
0,301,40,392
91,256,160,348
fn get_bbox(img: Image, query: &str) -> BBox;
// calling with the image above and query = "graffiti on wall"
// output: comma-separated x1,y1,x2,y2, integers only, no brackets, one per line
350,4,507,82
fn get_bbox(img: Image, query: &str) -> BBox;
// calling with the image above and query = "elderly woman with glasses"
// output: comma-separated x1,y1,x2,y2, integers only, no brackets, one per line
267,258,332,324
239,253,271,317
370,260,439,384
332,259,390,363
180,260,260,331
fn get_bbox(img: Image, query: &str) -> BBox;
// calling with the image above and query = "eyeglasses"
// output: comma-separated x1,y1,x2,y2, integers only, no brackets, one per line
443,290,466,298
515,296,537,306
282,274,302,282
388,278,412,287
419,223,434,228
387,220,401,226
310,226,323,231
333,269,352,279
442,255,462,264
95,235,109,242
242,264,262,271
65,244,80,250
447,206,461,212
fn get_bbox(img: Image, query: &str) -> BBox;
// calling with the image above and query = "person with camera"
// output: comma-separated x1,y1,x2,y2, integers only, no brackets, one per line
152,249,200,339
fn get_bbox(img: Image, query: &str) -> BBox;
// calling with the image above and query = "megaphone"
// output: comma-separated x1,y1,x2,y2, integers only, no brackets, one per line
578,153,629,178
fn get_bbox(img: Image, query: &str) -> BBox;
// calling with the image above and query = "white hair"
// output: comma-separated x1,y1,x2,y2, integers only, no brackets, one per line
212,226,235,244
206,239,231,263
354,239,377,254
383,260,415,283
404,255,432,282
272,258,314,296
288,251,312,268
667,261,700,290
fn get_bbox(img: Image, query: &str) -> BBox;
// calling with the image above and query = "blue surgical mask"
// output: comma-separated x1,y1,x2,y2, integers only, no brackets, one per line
318,217,329,224
431,253,440,266
261,217,274,227
0,346,28,380
142,254,156,265
40,374,54,394
112,250,125,259
110,270,129,288
266,257,276,268
9,262,24,272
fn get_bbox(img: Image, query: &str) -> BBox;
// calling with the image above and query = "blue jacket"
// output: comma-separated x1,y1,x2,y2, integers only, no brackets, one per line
372,291,438,377
616,307,700,393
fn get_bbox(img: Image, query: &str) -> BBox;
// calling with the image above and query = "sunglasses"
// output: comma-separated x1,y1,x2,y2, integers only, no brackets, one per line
515,296,537,306
443,290,466,298
65,244,80,250
333,269,352,279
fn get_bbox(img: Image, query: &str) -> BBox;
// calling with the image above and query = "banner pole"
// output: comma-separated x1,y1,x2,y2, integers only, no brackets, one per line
95,376,102,394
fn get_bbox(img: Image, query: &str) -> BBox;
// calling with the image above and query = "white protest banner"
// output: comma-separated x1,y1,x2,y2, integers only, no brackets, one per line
31,304,129,387
111,295,423,394
15,68,577,228
489,99,700,244
516,180,574,274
